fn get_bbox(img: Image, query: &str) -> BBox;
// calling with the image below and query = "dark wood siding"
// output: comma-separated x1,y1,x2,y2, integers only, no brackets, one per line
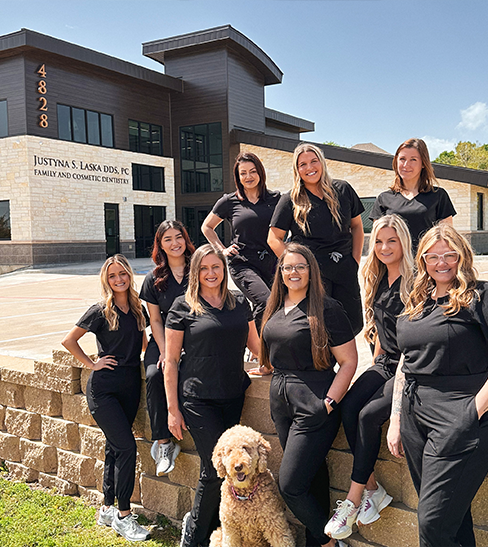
0,55,27,135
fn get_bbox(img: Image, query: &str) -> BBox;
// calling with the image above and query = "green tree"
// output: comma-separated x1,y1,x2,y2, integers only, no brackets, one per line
434,141,488,170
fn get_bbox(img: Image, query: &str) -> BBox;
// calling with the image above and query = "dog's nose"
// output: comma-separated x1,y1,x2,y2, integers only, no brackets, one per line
234,464,243,472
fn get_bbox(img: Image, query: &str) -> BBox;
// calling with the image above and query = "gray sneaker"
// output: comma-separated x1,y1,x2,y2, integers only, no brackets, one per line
180,512,191,547
97,505,115,526
111,512,150,542
151,440,181,475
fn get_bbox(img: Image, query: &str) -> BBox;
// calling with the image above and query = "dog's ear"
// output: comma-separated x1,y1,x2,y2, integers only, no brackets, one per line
212,439,227,478
257,435,271,473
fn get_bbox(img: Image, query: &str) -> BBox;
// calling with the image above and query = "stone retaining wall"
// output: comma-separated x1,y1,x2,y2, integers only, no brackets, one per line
1,352,488,547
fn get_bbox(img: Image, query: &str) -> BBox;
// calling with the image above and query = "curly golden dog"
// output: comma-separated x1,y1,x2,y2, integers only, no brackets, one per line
209,425,295,547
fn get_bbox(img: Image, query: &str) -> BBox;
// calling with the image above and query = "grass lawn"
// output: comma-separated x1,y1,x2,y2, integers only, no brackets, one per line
0,474,180,547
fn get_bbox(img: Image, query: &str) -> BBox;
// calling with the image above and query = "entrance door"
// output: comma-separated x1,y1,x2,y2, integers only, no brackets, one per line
104,203,120,257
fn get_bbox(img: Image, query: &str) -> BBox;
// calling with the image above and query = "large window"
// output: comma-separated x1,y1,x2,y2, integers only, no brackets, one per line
0,201,11,240
57,105,113,147
360,197,376,234
0,100,7,138
134,205,166,258
129,120,163,156
183,206,224,247
180,123,223,193
132,164,165,192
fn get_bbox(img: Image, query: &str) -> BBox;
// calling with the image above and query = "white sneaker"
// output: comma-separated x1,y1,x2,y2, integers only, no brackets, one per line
111,512,150,541
151,440,181,475
357,482,393,525
180,511,191,547
324,499,359,539
97,505,115,526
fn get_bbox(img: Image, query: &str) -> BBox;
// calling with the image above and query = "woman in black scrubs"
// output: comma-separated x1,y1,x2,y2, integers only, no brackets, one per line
388,224,488,547
164,244,260,547
268,143,364,335
202,152,280,331
260,243,357,547
62,255,150,542
325,214,413,540
139,220,195,476
370,138,456,249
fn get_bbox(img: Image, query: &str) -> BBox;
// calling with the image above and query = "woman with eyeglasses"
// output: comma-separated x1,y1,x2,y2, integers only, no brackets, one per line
370,138,456,250
387,224,488,547
260,243,357,547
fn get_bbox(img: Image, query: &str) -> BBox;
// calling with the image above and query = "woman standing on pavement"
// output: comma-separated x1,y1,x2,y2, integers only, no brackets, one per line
164,244,260,547
370,138,456,250
202,152,280,332
388,224,488,547
139,220,195,476
268,143,364,336
260,242,357,547
61,254,150,542
325,215,413,541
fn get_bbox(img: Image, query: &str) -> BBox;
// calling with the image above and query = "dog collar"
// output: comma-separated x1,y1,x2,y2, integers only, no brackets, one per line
230,482,259,501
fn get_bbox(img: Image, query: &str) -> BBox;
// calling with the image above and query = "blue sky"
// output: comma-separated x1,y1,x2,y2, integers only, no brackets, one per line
2,0,488,157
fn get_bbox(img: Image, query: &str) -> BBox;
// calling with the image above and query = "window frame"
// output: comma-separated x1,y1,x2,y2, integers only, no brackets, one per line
57,104,114,148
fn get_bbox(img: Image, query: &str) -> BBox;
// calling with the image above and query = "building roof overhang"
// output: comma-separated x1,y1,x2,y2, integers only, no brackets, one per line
265,108,314,133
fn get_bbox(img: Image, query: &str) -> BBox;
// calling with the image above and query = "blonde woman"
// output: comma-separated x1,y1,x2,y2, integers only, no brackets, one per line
268,143,364,335
388,225,488,547
61,255,150,542
164,244,260,547
325,215,413,540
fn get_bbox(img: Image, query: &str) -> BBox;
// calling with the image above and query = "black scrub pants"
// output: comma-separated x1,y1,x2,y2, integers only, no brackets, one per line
228,253,275,333
401,373,488,547
341,355,396,484
317,252,363,337
144,336,171,440
86,366,141,512
180,394,246,547
270,369,340,546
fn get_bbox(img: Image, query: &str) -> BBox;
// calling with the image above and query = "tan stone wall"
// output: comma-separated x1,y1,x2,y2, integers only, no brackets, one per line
0,135,175,243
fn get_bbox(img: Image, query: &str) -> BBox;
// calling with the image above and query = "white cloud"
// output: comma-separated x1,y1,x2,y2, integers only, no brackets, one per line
457,102,488,131
421,136,456,160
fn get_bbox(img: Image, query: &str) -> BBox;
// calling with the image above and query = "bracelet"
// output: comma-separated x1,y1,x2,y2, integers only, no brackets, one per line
325,396,338,411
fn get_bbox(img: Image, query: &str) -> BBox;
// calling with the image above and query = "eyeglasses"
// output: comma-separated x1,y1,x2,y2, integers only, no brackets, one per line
280,263,309,274
422,252,460,265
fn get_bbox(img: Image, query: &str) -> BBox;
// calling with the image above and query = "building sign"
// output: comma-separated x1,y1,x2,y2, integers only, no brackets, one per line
37,64,48,128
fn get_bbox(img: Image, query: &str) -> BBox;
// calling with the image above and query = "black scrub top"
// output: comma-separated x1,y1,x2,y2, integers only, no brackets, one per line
165,292,253,399
373,274,404,363
212,190,281,263
140,270,188,324
397,281,488,376
270,181,364,256
77,303,146,368
262,296,354,371
370,188,456,248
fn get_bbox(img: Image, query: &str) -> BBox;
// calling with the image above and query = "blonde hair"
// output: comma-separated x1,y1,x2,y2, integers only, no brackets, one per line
99,254,146,331
259,243,331,371
291,143,341,234
185,244,236,315
362,215,414,345
404,224,478,318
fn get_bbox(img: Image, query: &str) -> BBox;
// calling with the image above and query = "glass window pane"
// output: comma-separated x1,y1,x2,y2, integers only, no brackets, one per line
57,105,71,141
86,111,100,145
0,200,11,240
210,168,223,192
151,125,162,156
151,166,164,192
72,108,86,143
196,170,209,193
140,165,151,191
129,120,139,152
0,100,7,138
100,114,113,147
194,126,207,162
180,128,194,160
132,164,140,190
139,122,150,154
209,154,223,168
208,123,222,155
182,170,195,193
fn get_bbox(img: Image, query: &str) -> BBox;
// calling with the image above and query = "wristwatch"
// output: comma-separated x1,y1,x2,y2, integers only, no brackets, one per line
325,396,338,411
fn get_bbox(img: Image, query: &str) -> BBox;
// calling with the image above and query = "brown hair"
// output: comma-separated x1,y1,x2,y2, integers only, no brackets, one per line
233,152,267,201
390,138,437,193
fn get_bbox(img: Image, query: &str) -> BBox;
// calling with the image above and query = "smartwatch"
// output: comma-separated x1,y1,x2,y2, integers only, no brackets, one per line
325,396,338,411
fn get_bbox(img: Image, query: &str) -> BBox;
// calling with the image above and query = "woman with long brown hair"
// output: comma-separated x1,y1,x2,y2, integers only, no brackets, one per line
260,243,357,547
268,143,364,335
139,220,195,476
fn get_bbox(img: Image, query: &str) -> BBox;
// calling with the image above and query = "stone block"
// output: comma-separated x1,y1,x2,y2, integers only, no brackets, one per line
140,473,192,520
132,405,148,439
1,364,35,387
474,526,488,547
24,387,62,416
0,431,20,462
0,404,4,429
131,471,141,503
79,424,105,460
20,438,57,472
263,433,282,478
38,472,78,495
135,438,156,476
94,459,104,492
33,375,81,395
6,460,39,482
374,458,403,503
5,408,41,440
179,429,196,452
401,461,418,510
358,503,418,547
328,449,353,492
57,449,96,487
61,393,96,426
0,382,25,408
34,360,81,380
472,473,488,525
168,451,200,489
52,349,85,368
80,368,91,394
331,424,349,451
245,372,272,399
78,486,104,506
240,396,276,435
41,416,80,451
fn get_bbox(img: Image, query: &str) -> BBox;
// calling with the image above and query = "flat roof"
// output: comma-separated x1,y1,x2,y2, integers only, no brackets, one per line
265,108,314,133
0,28,183,92
143,25,283,86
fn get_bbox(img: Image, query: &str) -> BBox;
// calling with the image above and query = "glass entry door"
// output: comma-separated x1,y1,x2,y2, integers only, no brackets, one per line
104,203,120,257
